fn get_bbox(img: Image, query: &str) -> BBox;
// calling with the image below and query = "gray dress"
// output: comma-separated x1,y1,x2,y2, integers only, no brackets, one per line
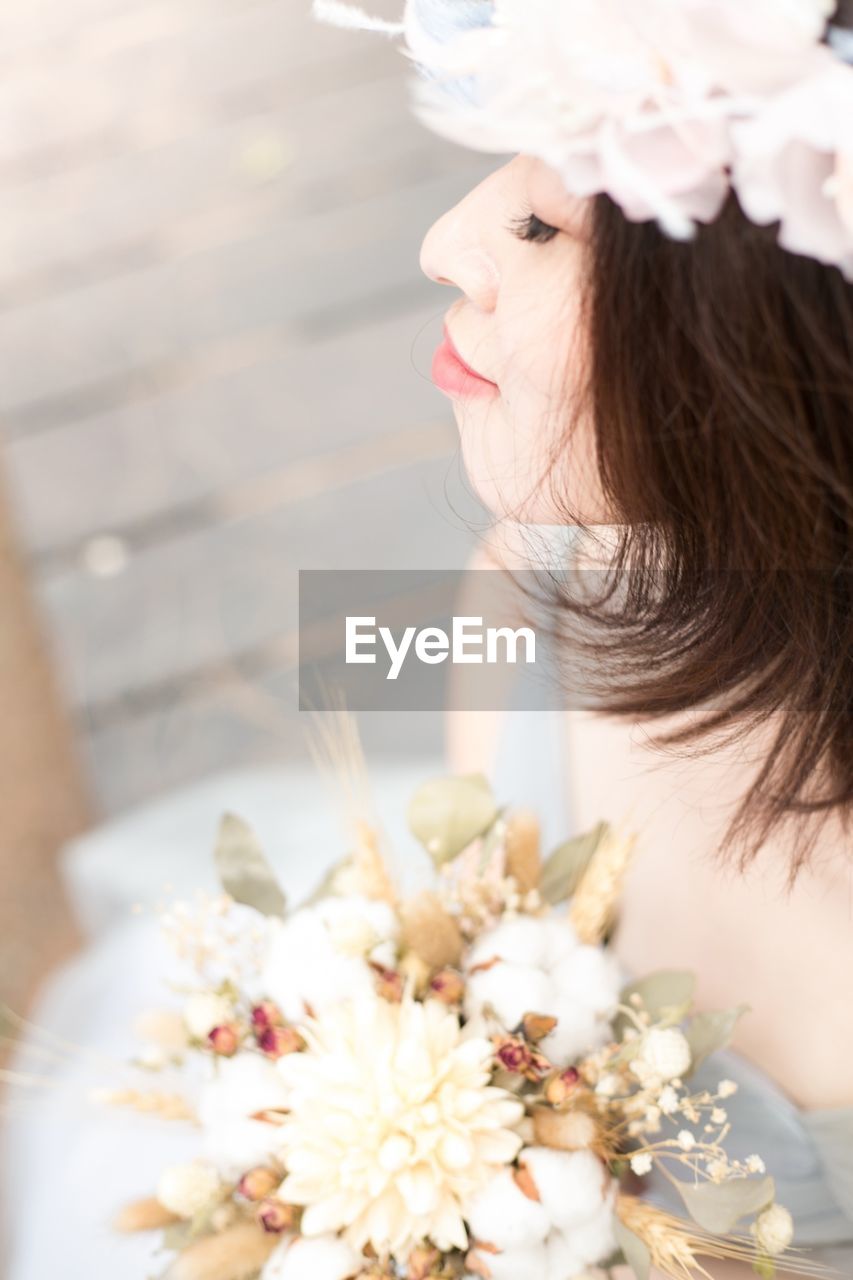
491,702,853,1273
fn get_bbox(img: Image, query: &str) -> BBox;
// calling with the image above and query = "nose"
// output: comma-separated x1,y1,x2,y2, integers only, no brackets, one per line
420,198,500,312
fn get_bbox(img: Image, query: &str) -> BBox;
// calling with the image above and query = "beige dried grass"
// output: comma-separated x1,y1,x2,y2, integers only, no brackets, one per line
504,809,542,893
400,890,464,969
164,1221,279,1280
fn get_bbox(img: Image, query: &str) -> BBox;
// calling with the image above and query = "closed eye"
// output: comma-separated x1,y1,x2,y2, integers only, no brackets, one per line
510,211,561,244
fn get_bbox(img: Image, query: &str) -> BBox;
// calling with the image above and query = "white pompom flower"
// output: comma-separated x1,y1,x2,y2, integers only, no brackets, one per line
199,1052,290,1179
464,916,622,1065
261,1234,363,1280
752,1204,795,1256
184,993,235,1041
631,1028,692,1085
156,1161,220,1218
260,897,398,1022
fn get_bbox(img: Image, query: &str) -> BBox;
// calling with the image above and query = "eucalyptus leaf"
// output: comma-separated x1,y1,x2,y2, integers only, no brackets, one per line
214,813,286,917
162,1220,192,1251
686,1004,750,1073
676,1176,776,1234
407,774,497,865
539,821,610,905
613,1218,651,1280
616,970,696,1037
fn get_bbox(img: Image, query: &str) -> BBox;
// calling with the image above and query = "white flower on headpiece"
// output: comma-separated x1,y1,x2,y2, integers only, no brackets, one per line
405,0,843,239
733,60,853,275
317,0,853,273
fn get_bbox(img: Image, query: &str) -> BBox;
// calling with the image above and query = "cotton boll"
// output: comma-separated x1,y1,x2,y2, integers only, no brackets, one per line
541,1003,606,1066
539,916,580,969
467,916,552,969
261,1235,363,1280
544,1229,586,1280
261,909,376,1021
465,962,553,1032
316,895,399,956
474,1242,549,1280
199,1053,290,1179
543,947,621,1062
569,1192,619,1266
520,1148,609,1233
549,946,622,1017
465,1167,551,1250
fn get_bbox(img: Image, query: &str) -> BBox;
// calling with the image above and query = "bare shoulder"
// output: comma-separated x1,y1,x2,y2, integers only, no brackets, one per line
563,706,853,1110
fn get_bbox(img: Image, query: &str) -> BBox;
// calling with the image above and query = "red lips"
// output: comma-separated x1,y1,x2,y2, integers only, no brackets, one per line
431,326,498,399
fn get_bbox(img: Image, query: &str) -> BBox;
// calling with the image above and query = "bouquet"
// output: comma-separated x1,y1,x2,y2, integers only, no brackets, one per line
109,770,810,1280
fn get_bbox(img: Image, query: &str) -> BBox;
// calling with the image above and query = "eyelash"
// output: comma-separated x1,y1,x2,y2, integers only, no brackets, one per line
510,211,560,244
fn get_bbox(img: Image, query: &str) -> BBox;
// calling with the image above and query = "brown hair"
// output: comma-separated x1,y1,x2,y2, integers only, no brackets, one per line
550,189,853,873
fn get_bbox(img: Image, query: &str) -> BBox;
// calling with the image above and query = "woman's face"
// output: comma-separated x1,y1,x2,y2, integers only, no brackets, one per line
420,155,611,525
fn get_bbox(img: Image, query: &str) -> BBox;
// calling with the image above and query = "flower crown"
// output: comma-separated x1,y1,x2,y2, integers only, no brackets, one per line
315,0,853,277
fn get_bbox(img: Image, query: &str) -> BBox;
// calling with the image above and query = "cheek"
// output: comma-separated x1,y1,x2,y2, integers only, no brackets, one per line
452,294,611,525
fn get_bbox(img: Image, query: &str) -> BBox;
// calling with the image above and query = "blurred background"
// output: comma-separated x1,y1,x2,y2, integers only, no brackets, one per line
0,0,494,1010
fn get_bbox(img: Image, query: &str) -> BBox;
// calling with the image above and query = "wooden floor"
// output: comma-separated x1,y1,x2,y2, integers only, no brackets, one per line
0,0,494,815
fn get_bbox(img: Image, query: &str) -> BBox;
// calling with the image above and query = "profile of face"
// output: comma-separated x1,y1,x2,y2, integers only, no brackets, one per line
420,155,612,526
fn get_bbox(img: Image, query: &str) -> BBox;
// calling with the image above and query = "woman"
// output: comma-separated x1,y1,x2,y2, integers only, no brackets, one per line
404,0,853,1273
7,2,853,1277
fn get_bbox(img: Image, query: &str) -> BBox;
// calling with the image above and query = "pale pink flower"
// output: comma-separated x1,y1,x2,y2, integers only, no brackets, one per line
733,60,853,277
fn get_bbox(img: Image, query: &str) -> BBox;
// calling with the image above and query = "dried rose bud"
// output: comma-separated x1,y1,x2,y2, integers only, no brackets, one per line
544,1066,580,1106
238,1167,280,1202
495,1036,531,1075
429,968,465,1004
494,1034,550,1081
257,1198,297,1233
251,1001,284,1031
370,963,403,1003
258,1026,304,1059
208,1024,240,1056
408,1244,441,1279
521,1012,558,1043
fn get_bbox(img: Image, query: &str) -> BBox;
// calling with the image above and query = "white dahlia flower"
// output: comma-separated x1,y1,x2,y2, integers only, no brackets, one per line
260,897,398,1022
466,1147,617,1280
277,995,524,1258
464,916,622,1065
261,1235,363,1280
199,1052,290,1179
